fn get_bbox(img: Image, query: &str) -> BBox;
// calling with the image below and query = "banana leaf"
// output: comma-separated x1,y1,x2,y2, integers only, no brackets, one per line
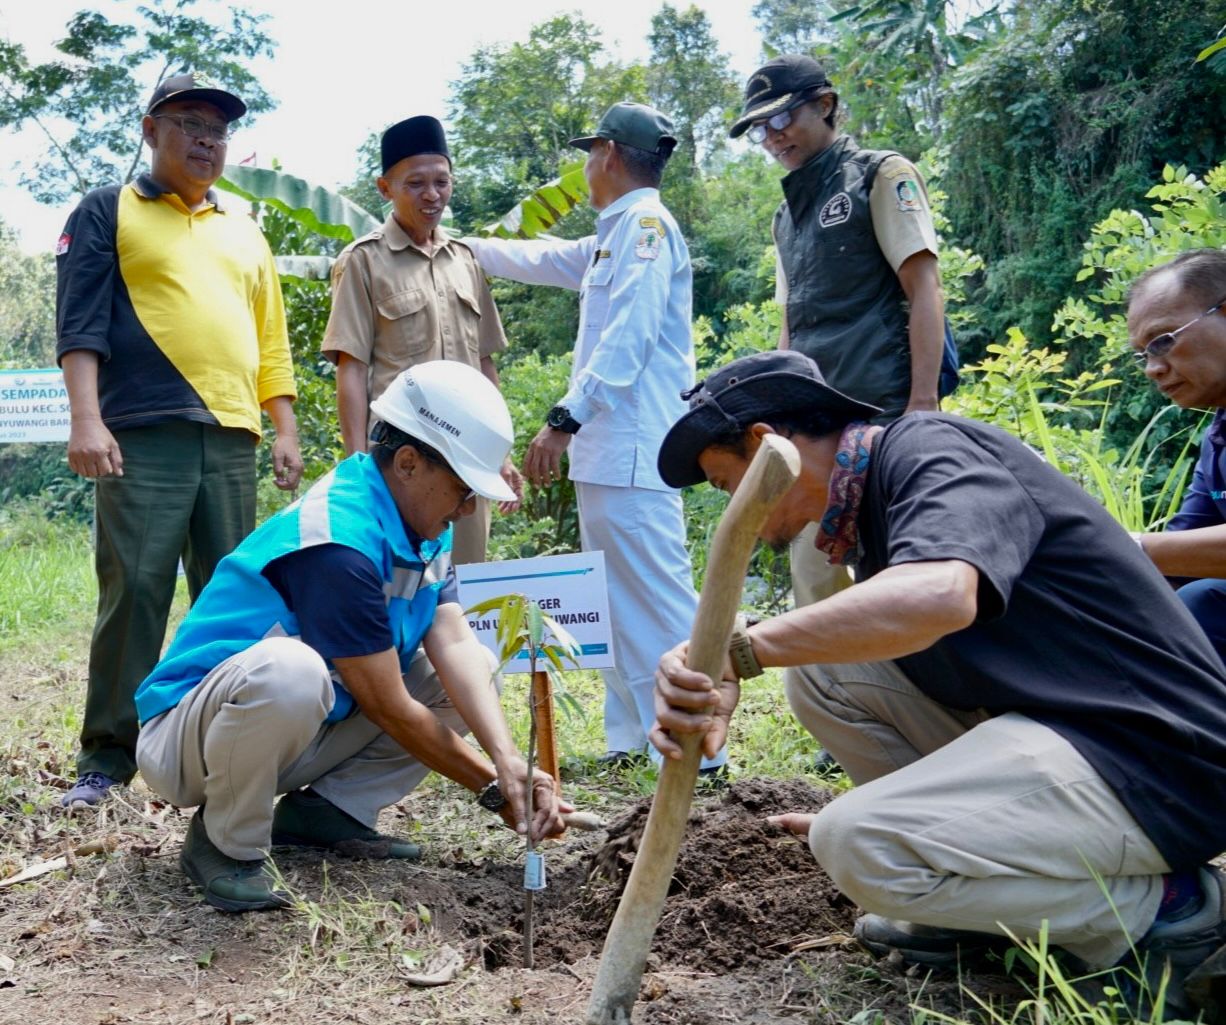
483,161,588,239
218,165,380,243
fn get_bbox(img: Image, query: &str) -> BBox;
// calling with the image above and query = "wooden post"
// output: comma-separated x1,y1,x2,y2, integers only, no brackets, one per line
531,669,561,795
585,435,801,1025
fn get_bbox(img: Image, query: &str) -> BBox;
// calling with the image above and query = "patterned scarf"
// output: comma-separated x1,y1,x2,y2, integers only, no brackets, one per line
815,422,883,567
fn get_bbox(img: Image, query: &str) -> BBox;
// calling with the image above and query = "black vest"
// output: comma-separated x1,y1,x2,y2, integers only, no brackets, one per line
775,136,911,420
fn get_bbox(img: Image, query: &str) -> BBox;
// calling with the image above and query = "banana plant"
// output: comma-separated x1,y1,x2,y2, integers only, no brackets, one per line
216,160,589,281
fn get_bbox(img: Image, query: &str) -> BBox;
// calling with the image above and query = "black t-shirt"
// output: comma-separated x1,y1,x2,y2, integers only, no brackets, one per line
261,543,459,660
860,414,1226,869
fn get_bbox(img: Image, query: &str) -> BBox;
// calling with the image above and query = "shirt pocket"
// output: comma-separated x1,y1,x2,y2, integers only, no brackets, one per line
375,288,433,356
452,281,483,358
581,260,614,332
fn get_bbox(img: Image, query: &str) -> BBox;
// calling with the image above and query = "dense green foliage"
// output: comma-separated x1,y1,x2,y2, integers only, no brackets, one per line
941,0,1226,351
0,222,55,368
3,0,1224,564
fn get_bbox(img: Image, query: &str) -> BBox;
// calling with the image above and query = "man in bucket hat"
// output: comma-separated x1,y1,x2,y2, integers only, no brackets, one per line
731,55,957,660
134,362,567,912
56,71,302,811
464,103,725,778
651,349,1226,1021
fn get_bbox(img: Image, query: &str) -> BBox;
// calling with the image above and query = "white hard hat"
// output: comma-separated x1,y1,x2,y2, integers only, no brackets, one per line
369,362,516,503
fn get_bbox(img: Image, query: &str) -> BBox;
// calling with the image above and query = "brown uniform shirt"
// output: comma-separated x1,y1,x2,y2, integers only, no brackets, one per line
322,214,508,404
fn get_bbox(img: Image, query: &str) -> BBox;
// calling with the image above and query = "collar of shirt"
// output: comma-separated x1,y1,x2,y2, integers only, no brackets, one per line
1208,408,1226,448
382,213,455,257
131,173,222,213
597,187,661,224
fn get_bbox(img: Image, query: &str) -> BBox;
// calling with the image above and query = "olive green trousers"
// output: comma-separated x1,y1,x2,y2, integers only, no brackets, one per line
77,421,256,783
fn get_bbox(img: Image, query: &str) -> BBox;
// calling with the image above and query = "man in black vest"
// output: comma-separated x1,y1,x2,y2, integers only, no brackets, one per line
731,54,945,422
730,56,950,670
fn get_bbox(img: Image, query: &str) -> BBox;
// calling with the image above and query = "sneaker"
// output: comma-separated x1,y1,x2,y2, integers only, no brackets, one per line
180,809,290,913
271,788,421,860
811,750,844,779
61,771,120,809
854,914,1012,968
697,763,730,789
1109,866,1226,1022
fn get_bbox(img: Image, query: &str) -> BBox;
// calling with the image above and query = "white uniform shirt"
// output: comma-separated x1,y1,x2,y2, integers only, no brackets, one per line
465,188,694,492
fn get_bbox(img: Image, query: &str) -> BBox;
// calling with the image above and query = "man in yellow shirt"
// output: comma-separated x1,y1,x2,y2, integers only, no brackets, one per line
56,72,302,809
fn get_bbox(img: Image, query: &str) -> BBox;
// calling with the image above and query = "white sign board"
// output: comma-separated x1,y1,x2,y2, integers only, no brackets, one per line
0,368,70,443
456,551,614,674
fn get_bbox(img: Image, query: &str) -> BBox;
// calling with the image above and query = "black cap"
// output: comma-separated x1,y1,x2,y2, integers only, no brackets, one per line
729,55,834,139
657,350,881,488
147,72,246,123
569,102,677,157
381,116,450,173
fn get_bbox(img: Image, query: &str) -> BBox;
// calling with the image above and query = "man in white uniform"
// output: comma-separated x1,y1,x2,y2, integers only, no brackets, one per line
465,102,724,775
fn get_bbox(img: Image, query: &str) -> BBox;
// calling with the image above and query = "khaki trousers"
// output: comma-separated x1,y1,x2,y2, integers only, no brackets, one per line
137,636,481,861
784,658,1168,967
789,521,853,608
451,496,491,566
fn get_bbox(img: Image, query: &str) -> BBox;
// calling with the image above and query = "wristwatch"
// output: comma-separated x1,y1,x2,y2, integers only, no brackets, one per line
476,779,508,812
727,614,764,681
546,405,581,434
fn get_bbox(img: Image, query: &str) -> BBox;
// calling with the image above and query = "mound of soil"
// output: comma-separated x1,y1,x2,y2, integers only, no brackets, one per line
374,777,851,973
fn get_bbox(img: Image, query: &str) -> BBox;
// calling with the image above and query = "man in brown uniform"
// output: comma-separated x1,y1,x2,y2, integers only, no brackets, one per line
322,116,520,564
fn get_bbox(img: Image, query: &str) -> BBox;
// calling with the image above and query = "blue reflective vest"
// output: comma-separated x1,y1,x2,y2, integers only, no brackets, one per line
135,453,451,725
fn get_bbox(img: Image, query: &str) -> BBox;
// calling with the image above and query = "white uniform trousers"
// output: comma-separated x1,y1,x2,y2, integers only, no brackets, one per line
784,657,1168,968
137,636,485,861
575,481,725,770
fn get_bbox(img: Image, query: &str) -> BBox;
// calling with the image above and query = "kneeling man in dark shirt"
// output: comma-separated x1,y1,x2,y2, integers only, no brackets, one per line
652,349,1226,1021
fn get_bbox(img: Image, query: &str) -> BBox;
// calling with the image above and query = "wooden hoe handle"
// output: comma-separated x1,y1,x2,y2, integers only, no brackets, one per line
585,434,801,1025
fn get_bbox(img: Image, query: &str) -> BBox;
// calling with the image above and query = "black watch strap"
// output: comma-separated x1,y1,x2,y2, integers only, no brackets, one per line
546,405,581,434
476,780,508,812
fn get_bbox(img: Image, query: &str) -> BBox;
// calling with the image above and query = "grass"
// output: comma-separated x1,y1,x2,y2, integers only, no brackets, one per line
0,503,97,650
0,511,1201,1025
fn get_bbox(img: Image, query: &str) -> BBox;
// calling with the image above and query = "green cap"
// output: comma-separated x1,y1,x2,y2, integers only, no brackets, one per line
569,102,677,158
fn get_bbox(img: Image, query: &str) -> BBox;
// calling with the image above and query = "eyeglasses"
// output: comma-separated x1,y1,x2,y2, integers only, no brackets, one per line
155,113,231,143
1132,296,1226,368
415,443,476,507
746,97,815,144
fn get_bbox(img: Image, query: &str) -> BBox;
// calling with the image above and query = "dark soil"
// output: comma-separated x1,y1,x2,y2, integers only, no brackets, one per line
1,777,1022,1025
465,777,854,972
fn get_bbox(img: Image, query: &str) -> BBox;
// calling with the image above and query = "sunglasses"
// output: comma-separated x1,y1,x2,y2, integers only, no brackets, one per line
746,96,817,144
1132,296,1226,368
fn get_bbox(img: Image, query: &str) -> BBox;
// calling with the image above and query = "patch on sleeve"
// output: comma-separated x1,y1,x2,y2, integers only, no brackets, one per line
638,216,665,236
55,232,71,256
895,179,922,212
635,230,661,260
881,161,917,180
